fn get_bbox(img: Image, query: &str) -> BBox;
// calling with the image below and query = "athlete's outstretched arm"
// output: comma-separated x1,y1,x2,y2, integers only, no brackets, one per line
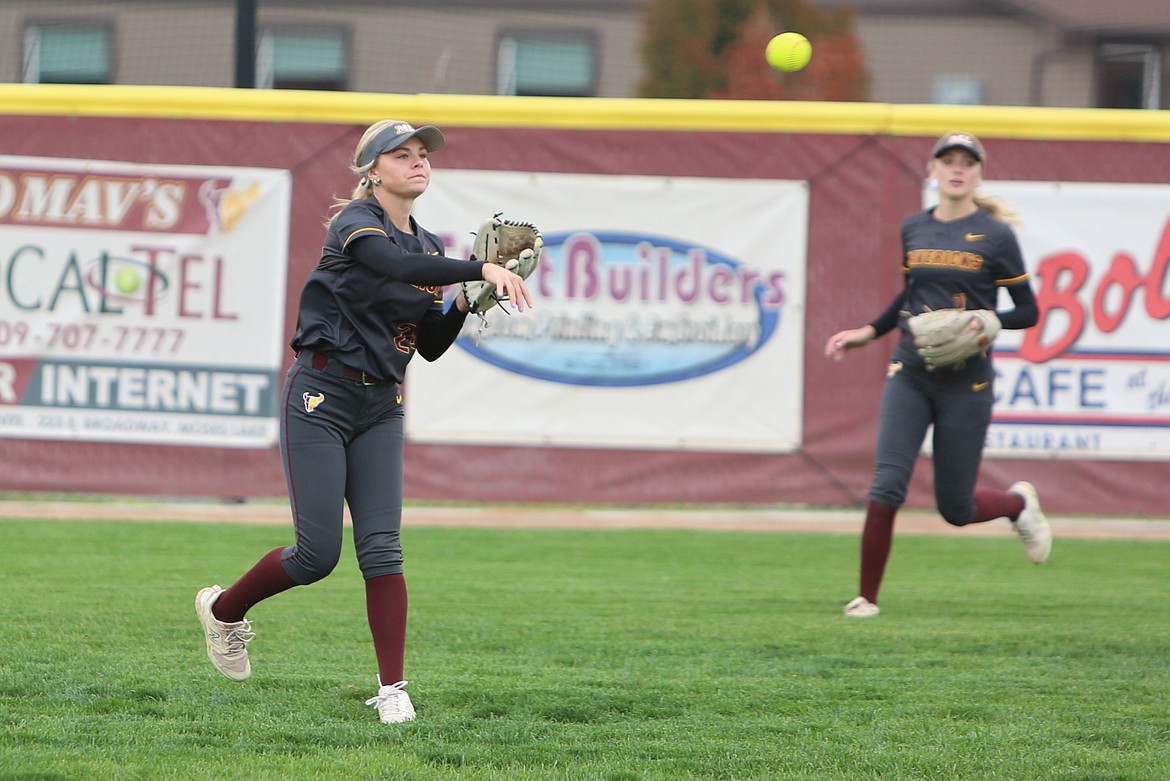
349,235,486,285
824,288,904,360
349,237,532,311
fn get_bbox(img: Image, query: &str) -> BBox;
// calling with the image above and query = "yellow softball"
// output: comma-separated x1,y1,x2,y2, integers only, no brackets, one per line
765,32,812,73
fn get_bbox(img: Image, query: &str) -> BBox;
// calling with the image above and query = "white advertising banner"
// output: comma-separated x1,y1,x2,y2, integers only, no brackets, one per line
409,170,808,452
931,181,1170,460
0,156,290,447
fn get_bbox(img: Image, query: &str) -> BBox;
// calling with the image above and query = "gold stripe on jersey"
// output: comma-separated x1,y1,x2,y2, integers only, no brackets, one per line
997,273,1029,285
906,248,984,272
342,226,388,249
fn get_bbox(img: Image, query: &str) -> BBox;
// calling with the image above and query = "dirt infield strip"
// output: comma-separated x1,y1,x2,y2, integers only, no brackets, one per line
2,499,1169,541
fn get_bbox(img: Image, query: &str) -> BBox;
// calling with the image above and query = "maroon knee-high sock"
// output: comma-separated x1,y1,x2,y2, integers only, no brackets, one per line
213,548,298,623
972,488,1025,524
366,574,408,684
859,500,897,604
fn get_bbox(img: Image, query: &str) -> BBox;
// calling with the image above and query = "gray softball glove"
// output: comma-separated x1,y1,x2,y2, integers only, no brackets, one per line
908,308,1001,368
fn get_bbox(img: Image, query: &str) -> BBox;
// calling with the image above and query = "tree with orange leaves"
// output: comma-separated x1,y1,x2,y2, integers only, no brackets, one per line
639,0,869,101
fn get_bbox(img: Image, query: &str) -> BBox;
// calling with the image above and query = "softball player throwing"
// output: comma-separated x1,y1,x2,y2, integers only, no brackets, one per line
825,132,1051,618
195,119,531,721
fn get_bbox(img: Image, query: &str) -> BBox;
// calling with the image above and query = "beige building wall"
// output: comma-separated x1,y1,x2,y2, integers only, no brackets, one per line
2,0,1163,108
2,1,644,97
328,6,643,96
856,17,1062,106
2,1,237,87
1034,48,1097,109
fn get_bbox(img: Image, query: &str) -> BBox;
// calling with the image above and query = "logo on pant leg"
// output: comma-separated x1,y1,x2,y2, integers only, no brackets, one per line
303,392,325,412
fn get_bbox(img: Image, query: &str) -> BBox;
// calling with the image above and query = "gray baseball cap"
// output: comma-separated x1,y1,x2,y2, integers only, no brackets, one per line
932,132,984,162
357,120,445,167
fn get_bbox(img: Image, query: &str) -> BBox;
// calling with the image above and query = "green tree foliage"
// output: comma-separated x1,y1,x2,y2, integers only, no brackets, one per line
639,0,869,101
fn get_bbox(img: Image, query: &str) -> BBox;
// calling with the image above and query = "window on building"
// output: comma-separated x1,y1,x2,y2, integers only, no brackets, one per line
1098,43,1162,109
23,22,111,84
256,28,348,91
497,32,596,97
932,75,983,105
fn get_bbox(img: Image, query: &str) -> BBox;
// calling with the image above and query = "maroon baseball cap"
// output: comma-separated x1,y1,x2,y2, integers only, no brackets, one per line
932,132,985,162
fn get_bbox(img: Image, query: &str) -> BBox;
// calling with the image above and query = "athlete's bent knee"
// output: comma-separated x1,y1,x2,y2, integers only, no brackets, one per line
938,500,974,527
283,546,342,584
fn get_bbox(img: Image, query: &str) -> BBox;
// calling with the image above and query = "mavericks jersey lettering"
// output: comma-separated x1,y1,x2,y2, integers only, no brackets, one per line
899,207,1028,321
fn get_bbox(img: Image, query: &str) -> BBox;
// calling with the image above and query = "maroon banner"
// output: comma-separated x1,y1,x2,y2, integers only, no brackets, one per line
0,115,1167,515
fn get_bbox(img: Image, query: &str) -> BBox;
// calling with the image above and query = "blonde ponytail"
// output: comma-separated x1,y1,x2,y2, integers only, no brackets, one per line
323,119,401,227
974,192,1020,226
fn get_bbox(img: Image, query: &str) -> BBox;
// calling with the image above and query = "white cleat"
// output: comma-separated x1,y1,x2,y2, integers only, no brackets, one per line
195,585,255,681
365,678,416,724
1009,481,1052,564
844,596,880,618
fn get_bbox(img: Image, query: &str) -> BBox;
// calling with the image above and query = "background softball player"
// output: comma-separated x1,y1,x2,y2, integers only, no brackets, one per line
824,132,1052,618
195,119,531,722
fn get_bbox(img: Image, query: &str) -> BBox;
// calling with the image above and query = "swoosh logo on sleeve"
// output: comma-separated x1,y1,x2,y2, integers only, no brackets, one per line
972,381,990,392
965,233,986,241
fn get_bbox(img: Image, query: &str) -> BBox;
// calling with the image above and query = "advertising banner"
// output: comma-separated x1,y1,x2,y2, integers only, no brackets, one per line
409,170,808,452
931,181,1170,460
0,156,290,447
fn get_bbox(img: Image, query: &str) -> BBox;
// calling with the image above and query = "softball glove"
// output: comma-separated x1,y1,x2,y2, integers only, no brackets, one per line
908,308,1001,368
463,214,543,314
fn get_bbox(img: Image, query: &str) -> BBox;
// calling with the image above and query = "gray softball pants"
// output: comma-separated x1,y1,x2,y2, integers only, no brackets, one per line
277,356,406,584
868,344,995,526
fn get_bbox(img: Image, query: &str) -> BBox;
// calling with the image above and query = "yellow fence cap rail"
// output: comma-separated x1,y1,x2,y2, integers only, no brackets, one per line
1,83,1167,143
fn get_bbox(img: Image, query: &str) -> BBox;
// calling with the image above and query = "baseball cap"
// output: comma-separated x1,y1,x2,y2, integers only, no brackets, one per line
357,120,445,167
932,132,984,162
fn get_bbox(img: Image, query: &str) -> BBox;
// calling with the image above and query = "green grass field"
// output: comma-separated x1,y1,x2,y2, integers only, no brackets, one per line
2,515,1168,780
